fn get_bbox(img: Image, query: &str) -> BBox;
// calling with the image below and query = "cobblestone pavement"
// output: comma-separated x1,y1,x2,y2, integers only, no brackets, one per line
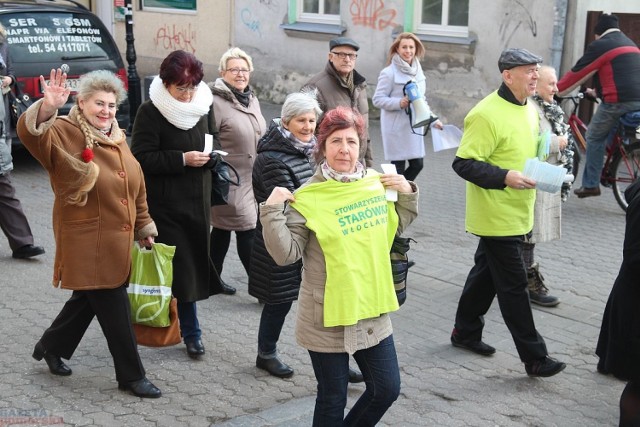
0,102,625,426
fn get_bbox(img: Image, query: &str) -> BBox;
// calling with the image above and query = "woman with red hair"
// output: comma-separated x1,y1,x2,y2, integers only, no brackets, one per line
260,106,419,425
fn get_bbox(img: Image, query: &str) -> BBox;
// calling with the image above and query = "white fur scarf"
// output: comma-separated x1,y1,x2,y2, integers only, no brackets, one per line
149,76,213,130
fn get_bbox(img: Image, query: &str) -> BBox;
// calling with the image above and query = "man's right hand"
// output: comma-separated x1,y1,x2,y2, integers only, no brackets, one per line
505,170,536,190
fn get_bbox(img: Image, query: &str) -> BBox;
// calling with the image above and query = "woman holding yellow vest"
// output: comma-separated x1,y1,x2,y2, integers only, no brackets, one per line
259,106,418,426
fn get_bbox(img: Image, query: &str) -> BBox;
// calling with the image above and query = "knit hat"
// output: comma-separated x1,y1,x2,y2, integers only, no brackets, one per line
594,14,619,36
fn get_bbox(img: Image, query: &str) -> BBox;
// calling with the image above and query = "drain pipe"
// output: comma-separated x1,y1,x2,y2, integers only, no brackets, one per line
550,0,569,72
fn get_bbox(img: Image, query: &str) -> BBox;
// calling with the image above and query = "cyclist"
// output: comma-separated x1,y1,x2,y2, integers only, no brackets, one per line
557,13,640,198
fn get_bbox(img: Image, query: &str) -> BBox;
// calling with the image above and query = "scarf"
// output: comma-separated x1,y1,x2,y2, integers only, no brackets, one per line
532,94,569,137
278,123,317,158
320,159,366,182
532,94,575,201
391,53,420,78
223,80,252,107
149,76,213,130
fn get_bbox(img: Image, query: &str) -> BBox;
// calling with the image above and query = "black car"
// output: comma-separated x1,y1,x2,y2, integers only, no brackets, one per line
0,0,130,144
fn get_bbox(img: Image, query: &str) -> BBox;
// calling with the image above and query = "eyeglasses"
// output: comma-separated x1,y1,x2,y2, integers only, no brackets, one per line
331,51,358,61
175,86,198,93
227,68,251,75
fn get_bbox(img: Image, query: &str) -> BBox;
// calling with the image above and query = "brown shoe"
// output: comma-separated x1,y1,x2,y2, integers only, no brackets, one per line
527,263,560,307
574,186,601,198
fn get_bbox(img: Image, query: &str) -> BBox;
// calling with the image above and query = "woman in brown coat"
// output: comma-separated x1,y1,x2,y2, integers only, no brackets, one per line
209,47,267,292
17,69,161,398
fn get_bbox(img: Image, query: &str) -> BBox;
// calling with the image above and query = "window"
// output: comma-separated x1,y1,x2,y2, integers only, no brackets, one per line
415,0,469,37
297,0,340,25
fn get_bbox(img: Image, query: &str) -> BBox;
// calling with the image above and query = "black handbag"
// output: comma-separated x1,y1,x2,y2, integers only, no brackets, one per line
390,235,415,306
9,84,33,128
210,152,240,206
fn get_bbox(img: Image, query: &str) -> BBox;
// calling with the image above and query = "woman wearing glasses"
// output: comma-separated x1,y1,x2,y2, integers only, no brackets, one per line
209,47,266,293
131,50,224,359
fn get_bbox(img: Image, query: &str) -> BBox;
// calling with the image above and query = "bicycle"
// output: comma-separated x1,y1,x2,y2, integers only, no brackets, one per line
558,92,640,211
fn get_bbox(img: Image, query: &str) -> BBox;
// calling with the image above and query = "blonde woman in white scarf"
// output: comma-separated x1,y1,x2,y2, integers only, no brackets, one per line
131,50,224,360
373,32,443,181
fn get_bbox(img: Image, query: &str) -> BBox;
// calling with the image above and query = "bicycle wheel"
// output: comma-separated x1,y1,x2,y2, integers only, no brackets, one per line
572,141,581,182
610,141,640,211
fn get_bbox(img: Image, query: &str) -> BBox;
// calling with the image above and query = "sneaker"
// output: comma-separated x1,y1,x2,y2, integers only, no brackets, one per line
525,356,566,377
527,263,560,307
450,329,496,356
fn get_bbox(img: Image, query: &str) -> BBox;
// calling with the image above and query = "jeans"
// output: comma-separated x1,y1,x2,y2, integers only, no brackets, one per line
177,300,200,343
308,335,400,427
257,301,293,358
583,101,640,188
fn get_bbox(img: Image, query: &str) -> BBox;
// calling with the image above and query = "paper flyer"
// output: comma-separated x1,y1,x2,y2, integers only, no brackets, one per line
204,133,213,154
380,163,398,201
522,158,567,193
431,124,463,152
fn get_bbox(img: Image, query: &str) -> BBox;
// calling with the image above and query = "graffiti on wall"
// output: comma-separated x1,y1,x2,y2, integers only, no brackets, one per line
258,0,279,12
499,0,537,47
154,23,196,53
241,8,262,38
350,0,399,31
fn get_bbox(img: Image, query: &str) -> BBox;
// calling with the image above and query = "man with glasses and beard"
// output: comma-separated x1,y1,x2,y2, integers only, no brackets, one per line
302,37,373,167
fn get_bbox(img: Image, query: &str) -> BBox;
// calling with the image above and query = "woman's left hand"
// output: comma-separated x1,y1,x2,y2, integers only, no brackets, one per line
380,173,413,193
138,236,155,248
1,76,11,91
433,119,444,130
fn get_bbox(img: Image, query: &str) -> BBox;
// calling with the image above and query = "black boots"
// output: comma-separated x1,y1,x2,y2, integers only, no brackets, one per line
32,341,72,376
527,263,560,307
256,355,294,378
118,378,162,398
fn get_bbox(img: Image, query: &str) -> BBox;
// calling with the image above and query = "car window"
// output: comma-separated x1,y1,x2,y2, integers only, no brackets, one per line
0,12,118,63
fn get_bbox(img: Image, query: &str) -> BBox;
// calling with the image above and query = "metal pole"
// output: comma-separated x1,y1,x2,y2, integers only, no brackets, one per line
124,0,141,134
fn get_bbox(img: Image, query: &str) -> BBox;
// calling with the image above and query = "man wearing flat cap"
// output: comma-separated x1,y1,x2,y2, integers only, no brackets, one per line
449,47,566,378
558,13,640,198
302,37,373,167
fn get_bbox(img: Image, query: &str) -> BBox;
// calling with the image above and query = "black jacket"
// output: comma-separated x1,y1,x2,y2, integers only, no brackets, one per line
596,179,640,380
248,121,314,303
131,100,223,301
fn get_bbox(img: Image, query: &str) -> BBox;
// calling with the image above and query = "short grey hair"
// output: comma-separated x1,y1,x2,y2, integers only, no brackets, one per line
75,70,127,106
218,47,254,72
281,89,322,125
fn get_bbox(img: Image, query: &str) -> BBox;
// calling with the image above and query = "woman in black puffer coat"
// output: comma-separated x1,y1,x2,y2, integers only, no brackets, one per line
249,91,320,378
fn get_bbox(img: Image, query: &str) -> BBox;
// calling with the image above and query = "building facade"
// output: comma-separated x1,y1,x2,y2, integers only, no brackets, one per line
89,1,637,127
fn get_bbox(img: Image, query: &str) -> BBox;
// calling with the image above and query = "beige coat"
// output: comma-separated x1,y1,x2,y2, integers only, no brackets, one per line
260,169,419,354
531,100,562,243
17,100,156,289
209,79,266,231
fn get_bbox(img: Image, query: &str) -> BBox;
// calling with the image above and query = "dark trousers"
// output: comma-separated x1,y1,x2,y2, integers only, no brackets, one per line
0,172,34,250
210,227,255,276
308,335,400,427
257,301,293,357
454,236,548,362
39,285,145,383
177,300,201,343
391,158,424,182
